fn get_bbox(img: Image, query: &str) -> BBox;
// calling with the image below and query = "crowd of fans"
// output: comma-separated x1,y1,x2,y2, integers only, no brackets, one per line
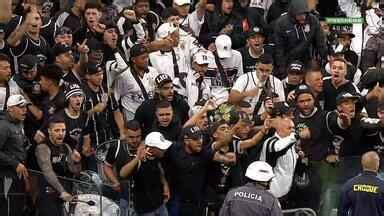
1,0,384,215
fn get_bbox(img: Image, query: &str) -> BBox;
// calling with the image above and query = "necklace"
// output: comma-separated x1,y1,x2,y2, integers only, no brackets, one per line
26,33,41,46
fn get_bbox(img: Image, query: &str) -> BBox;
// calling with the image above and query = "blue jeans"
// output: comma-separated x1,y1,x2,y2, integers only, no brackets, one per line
138,204,168,216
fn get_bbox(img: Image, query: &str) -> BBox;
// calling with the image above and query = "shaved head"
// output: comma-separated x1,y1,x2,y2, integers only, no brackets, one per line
361,151,380,172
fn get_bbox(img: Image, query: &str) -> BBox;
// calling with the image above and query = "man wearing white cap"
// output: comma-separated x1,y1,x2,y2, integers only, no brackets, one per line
149,22,190,94
205,34,243,104
185,50,211,107
0,94,29,216
219,161,283,216
120,131,171,216
173,0,206,37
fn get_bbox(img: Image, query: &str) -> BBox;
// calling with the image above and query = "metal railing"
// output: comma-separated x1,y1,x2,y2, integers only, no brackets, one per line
282,208,317,216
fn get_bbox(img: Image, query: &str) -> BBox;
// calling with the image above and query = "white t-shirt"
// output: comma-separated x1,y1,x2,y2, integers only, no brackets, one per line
113,66,158,119
0,79,21,111
231,72,285,114
184,71,211,107
205,49,243,104
179,10,205,38
259,133,298,198
149,47,190,93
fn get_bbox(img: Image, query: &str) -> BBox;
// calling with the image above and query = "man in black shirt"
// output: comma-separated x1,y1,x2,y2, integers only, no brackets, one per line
238,26,268,74
282,61,305,97
166,125,236,216
34,64,66,144
55,0,86,33
35,116,81,216
82,63,125,171
54,44,82,85
322,58,359,112
103,120,143,216
151,100,182,142
135,73,190,136
119,131,171,215
57,83,90,151
292,84,335,214
54,27,73,47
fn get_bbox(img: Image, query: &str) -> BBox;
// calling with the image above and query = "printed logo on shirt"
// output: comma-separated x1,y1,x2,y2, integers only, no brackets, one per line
234,191,263,201
353,184,379,193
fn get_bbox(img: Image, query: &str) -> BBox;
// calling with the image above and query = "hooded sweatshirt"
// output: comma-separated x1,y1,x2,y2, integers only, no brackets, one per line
273,0,327,77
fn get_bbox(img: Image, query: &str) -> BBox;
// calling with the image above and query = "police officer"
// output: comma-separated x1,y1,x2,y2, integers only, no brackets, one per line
339,151,384,216
219,161,283,216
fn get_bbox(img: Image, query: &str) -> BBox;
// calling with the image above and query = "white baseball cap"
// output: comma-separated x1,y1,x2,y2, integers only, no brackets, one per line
215,34,232,58
193,51,210,65
174,0,191,6
6,95,29,108
145,132,172,150
156,23,178,39
245,161,275,182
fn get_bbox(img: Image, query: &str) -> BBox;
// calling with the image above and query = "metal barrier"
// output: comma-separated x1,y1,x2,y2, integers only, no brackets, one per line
282,208,317,216
3,169,121,216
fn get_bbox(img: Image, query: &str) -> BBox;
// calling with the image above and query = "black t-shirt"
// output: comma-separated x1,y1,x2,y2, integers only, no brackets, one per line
327,111,371,157
294,108,333,161
105,140,136,175
40,88,66,125
8,29,51,73
166,142,214,202
63,71,83,86
56,109,90,150
55,10,82,33
82,84,119,146
150,119,182,142
133,159,163,214
322,78,358,112
238,47,273,74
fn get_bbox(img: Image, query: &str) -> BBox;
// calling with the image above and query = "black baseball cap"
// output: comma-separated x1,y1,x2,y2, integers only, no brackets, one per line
130,44,147,59
19,54,38,73
55,26,72,38
182,125,203,140
103,21,118,31
155,73,172,88
338,29,355,39
295,84,314,100
248,26,265,38
53,43,72,56
336,92,359,105
287,60,305,74
86,63,103,75
264,91,279,101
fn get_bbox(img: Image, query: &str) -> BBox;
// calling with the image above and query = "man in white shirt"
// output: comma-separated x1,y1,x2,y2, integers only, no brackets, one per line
114,44,158,121
149,22,189,94
0,54,20,112
259,117,298,198
206,34,243,104
228,54,285,115
185,50,211,107
173,0,206,37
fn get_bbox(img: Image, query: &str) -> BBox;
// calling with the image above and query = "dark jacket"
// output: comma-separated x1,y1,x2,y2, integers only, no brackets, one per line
273,0,327,78
134,93,190,136
339,171,384,216
361,32,384,72
198,5,246,49
0,113,27,178
219,182,283,216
